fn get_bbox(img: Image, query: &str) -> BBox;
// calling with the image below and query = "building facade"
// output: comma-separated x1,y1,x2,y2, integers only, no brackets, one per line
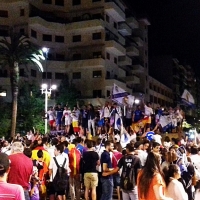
0,0,151,105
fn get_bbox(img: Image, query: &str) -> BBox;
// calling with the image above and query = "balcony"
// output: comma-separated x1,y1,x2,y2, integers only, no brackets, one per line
126,46,139,57
104,1,125,22
105,78,127,90
118,56,132,66
66,19,105,32
134,37,143,47
66,58,105,69
122,75,140,85
118,22,132,36
126,17,139,29
105,40,126,56
29,17,65,32
131,64,145,73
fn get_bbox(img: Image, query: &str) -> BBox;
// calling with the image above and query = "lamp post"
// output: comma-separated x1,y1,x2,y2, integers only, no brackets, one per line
42,47,49,79
41,84,57,134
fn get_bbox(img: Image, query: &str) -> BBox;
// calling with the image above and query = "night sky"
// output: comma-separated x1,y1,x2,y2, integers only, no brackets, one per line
126,0,200,76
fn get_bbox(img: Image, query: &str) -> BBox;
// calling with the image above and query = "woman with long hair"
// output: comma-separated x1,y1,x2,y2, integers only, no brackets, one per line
164,164,188,200
137,152,172,200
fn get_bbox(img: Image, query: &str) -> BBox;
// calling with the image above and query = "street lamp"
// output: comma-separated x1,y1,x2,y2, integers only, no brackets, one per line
134,99,140,105
42,47,49,79
41,84,57,134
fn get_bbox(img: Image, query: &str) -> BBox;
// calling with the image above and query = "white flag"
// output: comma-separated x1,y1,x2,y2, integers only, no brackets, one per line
181,89,195,106
112,84,134,105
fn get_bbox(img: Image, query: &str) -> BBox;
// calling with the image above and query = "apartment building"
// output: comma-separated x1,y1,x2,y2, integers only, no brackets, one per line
149,76,173,109
0,0,150,104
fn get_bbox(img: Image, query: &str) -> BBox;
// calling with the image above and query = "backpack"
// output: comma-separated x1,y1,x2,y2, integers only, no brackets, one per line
120,155,137,191
68,148,81,176
53,157,68,192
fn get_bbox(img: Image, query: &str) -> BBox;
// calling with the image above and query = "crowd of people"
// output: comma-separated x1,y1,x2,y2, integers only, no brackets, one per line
0,100,199,200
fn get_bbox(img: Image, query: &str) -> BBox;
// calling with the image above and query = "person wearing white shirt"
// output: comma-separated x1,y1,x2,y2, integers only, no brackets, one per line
165,164,188,200
62,106,72,134
152,129,162,145
134,141,147,167
143,101,153,132
49,144,69,200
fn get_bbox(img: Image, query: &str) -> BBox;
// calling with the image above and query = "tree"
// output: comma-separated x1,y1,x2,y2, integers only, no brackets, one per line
17,82,45,134
0,30,45,137
55,74,80,108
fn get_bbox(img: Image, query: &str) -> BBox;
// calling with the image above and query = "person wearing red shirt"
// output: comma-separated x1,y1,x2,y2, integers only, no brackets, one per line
8,142,33,200
0,152,25,200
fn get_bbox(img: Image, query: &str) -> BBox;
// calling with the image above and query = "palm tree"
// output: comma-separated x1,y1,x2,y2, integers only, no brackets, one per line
0,30,45,137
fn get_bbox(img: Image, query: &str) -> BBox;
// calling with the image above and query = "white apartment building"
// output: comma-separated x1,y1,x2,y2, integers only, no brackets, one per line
0,0,150,105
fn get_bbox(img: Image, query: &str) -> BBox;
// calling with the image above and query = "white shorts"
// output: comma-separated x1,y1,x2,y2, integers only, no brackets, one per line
65,119,72,126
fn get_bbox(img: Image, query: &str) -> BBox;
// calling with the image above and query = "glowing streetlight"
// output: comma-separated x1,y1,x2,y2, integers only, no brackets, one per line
41,84,57,134
134,99,140,105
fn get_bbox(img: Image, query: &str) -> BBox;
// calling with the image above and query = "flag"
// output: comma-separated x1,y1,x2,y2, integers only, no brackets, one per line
114,115,123,130
131,117,150,132
112,84,135,106
181,89,195,106
159,115,172,128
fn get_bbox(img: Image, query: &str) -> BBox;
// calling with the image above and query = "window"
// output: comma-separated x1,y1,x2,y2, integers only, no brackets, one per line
114,22,117,29
19,69,24,77
106,53,110,60
73,72,81,79
31,69,37,77
149,83,152,89
106,15,110,22
145,63,148,68
114,57,117,64
73,54,81,60
72,16,82,22
55,0,64,6
20,9,25,16
145,50,148,56
0,10,8,18
73,35,81,42
93,52,101,58
93,90,101,98
0,29,8,37
55,36,64,43
106,71,110,79
42,72,52,79
43,34,52,41
92,13,102,19
93,70,102,78
0,70,7,77
31,29,37,38
20,28,25,35
154,97,157,103
106,90,110,97
55,73,64,79
92,0,101,2
92,32,101,40
56,54,65,61
43,0,52,4
150,95,153,103
72,0,81,6
146,88,148,94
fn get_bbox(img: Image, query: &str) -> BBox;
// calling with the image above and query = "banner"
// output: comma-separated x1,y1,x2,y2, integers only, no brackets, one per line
131,117,150,132
181,89,195,106
159,115,172,128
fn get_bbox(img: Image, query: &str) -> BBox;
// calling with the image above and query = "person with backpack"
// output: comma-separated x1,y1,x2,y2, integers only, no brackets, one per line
49,144,69,200
102,143,141,200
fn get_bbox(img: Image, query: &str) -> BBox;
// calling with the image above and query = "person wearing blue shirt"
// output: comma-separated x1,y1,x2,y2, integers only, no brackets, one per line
55,104,64,131
100,140,114,200
133,105,143,122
